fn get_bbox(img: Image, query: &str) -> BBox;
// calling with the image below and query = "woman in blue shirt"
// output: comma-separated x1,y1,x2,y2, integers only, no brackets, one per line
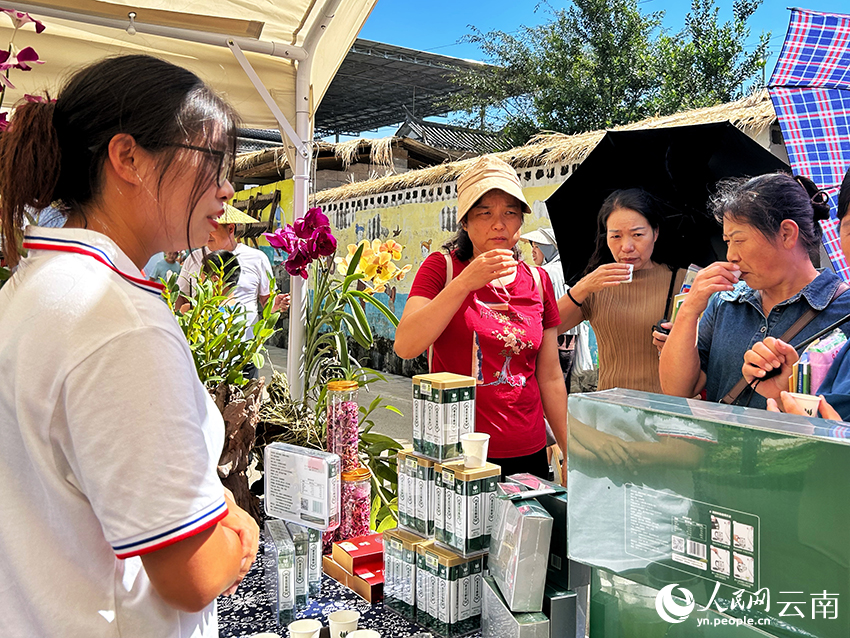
660,173,850,409
742,169,850,418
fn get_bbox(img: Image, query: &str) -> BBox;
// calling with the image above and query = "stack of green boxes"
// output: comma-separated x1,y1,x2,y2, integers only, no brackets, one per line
387,373,500,637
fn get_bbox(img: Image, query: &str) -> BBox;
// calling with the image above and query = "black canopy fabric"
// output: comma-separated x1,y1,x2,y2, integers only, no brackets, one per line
545,122,789,285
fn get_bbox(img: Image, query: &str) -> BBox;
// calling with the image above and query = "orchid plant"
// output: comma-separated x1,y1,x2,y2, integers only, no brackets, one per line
0,8,45,286
0,8,46,131
262,207,412,529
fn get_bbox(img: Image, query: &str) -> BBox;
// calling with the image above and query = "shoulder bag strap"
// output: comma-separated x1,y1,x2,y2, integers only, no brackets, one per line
428,251,454,373
530,264,543,300
663,270,678,320
719,281,850,405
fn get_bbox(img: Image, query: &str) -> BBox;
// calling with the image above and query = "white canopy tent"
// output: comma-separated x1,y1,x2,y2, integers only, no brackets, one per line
0,0,379,399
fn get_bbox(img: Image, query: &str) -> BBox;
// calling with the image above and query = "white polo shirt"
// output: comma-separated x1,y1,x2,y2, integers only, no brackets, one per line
0,227,226,637
178,242,273,339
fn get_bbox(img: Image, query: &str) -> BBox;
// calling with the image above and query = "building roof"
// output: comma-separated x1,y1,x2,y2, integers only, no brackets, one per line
311,90,778,205
234,136,466,184
314,38,496,136
395,114,507,154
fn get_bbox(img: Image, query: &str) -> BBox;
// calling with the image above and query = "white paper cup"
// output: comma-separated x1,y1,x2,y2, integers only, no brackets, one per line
461,432,490,469
623,263,634,282
328,610,360,638
288,619,322,638
347,631,381,638
786,392,820,417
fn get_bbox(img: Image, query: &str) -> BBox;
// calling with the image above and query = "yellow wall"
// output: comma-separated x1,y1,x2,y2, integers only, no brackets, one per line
234,178,562,297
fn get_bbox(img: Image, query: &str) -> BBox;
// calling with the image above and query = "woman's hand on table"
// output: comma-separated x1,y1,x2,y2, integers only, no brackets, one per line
742,337,797,401
220,489,260,596
767,392,841,420
456,249,517,292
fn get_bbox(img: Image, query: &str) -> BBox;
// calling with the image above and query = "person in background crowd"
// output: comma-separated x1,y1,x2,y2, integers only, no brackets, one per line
0,55,258,637
394,156,567,483
741,168,850,419
148,250,181,282
557,189,686,393
660,173,850,409
178,205,290,378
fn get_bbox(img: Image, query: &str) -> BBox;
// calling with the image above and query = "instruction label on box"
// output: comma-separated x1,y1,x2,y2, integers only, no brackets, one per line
624,483,760,590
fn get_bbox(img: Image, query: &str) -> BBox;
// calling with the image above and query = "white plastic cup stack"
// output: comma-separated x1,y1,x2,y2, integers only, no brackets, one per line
328,610,360,638
288,619,322,638
461,432,490,469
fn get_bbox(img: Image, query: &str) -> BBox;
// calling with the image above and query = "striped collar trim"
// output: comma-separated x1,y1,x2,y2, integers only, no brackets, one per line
22,232,165,297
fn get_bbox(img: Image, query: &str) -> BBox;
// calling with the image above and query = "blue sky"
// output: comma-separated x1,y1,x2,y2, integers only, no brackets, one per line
343,0,848,138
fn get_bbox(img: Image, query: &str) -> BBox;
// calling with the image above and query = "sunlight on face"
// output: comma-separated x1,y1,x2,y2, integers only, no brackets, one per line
463,190,524,258
605,208,658,271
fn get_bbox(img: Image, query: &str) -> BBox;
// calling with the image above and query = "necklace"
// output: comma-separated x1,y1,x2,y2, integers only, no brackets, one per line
488,275,511,303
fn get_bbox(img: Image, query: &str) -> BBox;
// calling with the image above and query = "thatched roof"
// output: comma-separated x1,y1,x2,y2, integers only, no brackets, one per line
310,90,777,205
234,136,473,183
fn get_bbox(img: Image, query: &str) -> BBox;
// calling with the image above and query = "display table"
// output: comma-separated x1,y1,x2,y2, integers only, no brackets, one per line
218,537,475,638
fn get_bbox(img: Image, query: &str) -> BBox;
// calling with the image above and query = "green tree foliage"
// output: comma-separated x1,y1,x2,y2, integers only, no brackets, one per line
447,0,769,146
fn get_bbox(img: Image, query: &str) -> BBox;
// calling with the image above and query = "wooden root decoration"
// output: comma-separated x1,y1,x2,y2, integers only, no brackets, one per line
212,378,265,524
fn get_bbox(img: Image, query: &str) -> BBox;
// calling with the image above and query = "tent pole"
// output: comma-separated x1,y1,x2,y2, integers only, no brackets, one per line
0,1,308,61
287,0,344,401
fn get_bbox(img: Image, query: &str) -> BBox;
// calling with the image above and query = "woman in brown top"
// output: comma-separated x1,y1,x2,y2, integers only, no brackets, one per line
558,189,684,393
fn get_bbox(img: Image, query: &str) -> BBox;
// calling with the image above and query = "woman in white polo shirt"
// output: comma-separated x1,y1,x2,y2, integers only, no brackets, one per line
0,55,257,637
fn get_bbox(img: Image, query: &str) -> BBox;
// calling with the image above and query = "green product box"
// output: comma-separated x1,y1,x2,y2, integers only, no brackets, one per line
307,527,321,597
482,575,549,638
264,519,296,626
285,521,310,609
434,467,445,543
438,460,500,556
412,373,476,462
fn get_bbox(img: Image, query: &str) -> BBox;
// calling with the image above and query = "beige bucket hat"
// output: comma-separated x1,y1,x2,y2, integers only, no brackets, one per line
456,155,531,224
219,203,260,225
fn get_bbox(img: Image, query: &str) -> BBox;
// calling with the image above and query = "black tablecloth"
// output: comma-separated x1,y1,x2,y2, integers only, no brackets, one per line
217,547,423,638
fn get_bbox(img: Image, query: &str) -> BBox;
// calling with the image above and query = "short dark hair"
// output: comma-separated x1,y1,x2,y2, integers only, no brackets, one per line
584,188,672,275
203,250,241,288
711,173,829,259
0,54,238,265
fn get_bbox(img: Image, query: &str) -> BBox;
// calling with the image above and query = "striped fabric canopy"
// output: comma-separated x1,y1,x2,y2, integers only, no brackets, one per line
769,8,850,280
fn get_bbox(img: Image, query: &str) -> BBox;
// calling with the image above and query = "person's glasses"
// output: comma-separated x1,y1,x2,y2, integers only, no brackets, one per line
169,143,233,187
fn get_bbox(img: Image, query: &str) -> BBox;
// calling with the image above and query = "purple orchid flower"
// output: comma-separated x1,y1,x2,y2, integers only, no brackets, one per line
0,9,46,33
303,206,329,229
312,226,337,257
0,46,44,87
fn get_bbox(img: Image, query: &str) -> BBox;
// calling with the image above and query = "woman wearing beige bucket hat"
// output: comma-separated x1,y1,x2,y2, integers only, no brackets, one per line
395,156,567,483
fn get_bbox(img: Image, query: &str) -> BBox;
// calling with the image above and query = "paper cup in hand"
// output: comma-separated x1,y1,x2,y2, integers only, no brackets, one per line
461,433,490,468
288,619,322,638
623,263,634,282
786,392,820,417
328,610,360,638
